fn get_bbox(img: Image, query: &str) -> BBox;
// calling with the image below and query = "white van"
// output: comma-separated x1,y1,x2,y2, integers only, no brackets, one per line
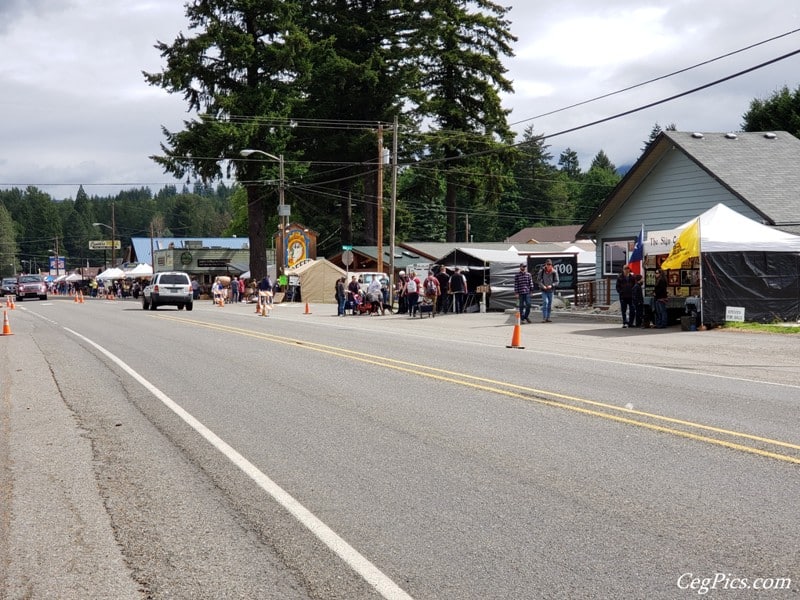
352,271,390,293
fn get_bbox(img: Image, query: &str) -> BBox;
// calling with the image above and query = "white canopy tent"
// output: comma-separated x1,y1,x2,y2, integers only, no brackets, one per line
658,203,800,324
124,263,154,277
678,203,800,252
96,267,125,280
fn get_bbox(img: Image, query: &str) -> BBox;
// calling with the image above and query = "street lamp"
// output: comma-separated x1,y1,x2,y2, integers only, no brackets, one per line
92,221,116,269
240,149,286,274
49,247,62,278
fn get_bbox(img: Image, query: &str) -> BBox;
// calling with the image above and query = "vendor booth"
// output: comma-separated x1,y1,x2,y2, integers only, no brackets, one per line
647,204,800,325
285,258,345,304
434,248,521,311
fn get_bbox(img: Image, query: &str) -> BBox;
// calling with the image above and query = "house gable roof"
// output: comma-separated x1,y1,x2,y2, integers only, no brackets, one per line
505,225,582,244
578,131,800,237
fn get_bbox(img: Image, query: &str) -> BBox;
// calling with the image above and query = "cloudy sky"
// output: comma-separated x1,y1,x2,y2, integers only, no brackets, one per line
1,0,799,199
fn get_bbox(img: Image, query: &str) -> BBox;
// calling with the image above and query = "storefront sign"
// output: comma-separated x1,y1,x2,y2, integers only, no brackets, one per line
725,306,745,322
527,255,578,292
197,258,230,268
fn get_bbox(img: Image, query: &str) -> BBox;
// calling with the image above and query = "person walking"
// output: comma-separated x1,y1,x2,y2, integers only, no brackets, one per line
536,259,559,322
230,276,240,303
448,267,468,314
513,262,534,324
616,265,636,328
258,274,273,310
423,270,440,317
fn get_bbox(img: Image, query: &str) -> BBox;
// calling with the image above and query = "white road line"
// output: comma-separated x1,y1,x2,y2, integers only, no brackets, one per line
64,326,414,600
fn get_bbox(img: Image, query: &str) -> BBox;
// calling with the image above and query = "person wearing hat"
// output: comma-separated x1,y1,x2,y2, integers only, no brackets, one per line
616,265,636,328
396,270,408,314
536,259,559,322
514,262,534,324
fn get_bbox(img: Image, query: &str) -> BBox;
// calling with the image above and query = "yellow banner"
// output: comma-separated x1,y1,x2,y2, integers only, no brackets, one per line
660,219,700,270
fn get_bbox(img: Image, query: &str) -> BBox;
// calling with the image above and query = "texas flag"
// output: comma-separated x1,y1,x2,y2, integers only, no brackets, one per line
628,224,644,275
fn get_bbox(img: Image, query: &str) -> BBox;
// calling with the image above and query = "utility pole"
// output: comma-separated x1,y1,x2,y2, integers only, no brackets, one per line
389,116,398,301
111,201,116,267
377,124,384,274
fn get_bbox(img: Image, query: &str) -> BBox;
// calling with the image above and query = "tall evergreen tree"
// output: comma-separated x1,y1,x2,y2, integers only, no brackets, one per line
511,125,557,227
296,1,415,247
411,0,516,242
577,154,621,224
0,204,17,277
144,0,311,280
741,85,800,138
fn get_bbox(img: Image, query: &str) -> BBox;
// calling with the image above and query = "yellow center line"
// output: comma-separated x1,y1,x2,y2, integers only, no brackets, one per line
158,315,800,465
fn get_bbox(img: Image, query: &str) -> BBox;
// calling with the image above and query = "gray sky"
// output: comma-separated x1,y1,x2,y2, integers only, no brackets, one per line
1,0,799,199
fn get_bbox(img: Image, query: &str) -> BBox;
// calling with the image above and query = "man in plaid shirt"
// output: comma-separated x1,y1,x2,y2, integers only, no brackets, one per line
514,263,534,324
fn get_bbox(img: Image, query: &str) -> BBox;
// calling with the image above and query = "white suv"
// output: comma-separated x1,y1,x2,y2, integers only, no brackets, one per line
142,271,193,311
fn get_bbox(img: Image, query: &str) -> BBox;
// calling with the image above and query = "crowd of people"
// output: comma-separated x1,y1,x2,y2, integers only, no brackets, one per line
333,266,479,318
616,266,669,329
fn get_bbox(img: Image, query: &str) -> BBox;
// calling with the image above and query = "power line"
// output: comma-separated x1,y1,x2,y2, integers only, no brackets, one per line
509,27,800,127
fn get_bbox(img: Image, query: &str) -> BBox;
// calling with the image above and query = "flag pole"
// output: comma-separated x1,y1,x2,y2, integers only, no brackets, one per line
698,217,705,329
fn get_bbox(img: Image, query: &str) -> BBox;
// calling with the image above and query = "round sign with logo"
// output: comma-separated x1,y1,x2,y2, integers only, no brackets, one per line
342,250,354,266
180,251,193,266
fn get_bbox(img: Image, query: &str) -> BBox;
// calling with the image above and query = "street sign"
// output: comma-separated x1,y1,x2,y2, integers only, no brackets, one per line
342,245,353,251
342,250,354,266
89,240,121,250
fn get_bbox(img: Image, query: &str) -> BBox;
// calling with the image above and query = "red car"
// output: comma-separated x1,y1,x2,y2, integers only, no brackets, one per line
16,274,48,301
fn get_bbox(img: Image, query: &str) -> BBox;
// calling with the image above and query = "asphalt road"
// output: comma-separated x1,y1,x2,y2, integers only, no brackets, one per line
1,296,798,599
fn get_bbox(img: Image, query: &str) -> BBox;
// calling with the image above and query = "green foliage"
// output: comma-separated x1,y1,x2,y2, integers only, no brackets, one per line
576,163,620,224
0,204,17,276
741,85,800,138
143,0,312,279
410,0,517,242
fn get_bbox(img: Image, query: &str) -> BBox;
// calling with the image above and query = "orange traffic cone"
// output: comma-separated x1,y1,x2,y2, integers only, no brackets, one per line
255,298,262,313
1,310,13,336
79,291,85,303
74,292,80,303
304,302,311,315
9,296,15,310
506,312,525,349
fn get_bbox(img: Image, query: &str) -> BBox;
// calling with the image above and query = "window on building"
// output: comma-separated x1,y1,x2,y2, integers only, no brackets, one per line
603,241,628,275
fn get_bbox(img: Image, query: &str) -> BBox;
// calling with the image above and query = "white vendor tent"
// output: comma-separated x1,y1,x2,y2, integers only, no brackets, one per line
673,204,800,324
286,258,346,304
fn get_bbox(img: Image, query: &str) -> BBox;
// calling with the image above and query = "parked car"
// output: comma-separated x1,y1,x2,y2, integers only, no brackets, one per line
1,277,17,297
15,274,47,301
142,271,193,311
353,271,390,293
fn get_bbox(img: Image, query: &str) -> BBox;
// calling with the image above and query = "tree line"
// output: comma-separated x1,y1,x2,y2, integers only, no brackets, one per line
0,137,621,278
1,0,796,282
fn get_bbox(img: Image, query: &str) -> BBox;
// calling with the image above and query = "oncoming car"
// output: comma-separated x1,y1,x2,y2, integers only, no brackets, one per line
142,271,193,311
15,274,47,301
1,277,17,297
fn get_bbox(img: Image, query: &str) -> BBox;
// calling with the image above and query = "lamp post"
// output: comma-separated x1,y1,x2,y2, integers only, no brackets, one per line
240,149,286,275
49,246,61,279
92,221,116,269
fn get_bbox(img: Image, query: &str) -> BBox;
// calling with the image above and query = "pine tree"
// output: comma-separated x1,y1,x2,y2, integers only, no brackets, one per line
143,0,311,280
0,204,17,276
411,0,516,242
